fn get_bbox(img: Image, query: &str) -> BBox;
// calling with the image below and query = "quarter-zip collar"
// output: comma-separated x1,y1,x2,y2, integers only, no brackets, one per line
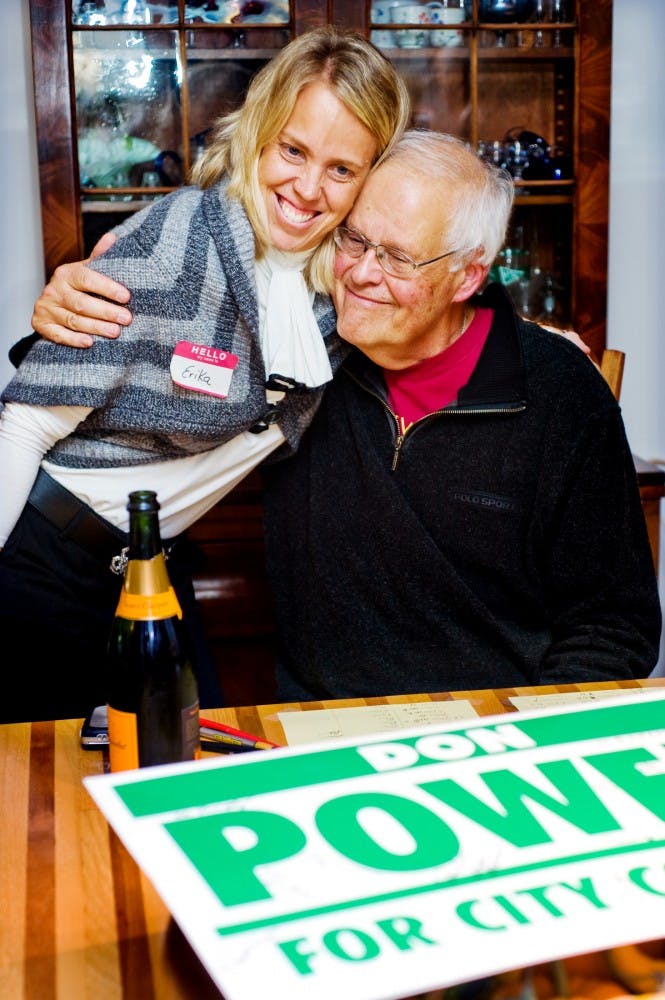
458,283,526,407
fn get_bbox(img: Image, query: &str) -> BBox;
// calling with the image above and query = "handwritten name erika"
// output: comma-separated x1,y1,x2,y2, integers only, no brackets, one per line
179,363,213,386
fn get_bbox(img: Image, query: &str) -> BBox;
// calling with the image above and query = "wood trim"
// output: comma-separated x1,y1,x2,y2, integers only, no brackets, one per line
574,0,613,358
29,0,82,277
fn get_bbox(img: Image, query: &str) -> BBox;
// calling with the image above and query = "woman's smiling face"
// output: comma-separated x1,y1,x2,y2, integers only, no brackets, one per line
257,80,378,254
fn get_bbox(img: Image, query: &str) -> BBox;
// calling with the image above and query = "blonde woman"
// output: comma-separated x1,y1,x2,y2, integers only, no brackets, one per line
0,27,410,722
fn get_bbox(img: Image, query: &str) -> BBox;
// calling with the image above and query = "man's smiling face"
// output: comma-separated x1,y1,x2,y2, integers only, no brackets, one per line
332,160,472,370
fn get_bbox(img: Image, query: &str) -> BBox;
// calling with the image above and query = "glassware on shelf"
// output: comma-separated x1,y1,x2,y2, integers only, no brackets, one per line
477,139,508,170
191,128,210,165
74,0,184,23
479,0,536,19
551,0,568,48
74,0,107,25
427,0,466,49
545,144,573,181
73,24,183,201
504,127,550,181
479,0,536,47
489,224,531,315
393,3,430,49
140,169,162,198
182,0,289,26
370,1,399,49
537,272,565,326
534,0,547,47
479,129,572,187
505,138,528,181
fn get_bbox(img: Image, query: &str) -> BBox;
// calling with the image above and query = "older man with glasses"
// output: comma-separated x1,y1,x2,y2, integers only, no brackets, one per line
261,130,661,701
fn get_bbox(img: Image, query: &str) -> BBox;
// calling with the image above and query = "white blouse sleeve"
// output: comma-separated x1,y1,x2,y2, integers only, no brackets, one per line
0,402,92,546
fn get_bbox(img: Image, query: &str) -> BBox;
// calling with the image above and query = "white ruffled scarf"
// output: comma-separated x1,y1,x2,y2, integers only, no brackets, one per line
254,248,333,390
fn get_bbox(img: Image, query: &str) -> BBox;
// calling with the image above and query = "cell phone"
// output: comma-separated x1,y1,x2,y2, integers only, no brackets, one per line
80,704,109,750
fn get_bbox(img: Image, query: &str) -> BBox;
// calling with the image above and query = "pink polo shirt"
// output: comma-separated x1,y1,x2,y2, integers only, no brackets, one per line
384,308,493,432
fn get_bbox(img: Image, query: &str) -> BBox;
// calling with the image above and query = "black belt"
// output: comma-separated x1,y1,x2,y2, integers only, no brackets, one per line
28,468,129,571
27,469,181,574
28,469,185,576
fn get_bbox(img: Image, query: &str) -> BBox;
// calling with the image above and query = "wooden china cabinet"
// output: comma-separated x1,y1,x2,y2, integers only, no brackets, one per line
27,0,616,701
30,0,612,349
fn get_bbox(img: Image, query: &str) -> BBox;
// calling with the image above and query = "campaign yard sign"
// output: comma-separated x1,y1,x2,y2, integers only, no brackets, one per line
84,691,665,1000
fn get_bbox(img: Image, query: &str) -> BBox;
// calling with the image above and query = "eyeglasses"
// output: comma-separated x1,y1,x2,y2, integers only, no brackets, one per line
333,226,461,279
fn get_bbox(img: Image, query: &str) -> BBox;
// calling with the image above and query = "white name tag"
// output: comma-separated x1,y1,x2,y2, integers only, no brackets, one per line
170,341,239,399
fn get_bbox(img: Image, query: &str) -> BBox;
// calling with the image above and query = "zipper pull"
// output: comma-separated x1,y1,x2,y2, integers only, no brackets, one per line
392,433,405,471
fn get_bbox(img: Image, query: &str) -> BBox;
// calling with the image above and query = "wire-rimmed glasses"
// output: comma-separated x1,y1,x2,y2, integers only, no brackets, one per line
333,226,461,279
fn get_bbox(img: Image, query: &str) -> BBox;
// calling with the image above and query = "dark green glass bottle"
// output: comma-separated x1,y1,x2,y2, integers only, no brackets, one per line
106,491,200,772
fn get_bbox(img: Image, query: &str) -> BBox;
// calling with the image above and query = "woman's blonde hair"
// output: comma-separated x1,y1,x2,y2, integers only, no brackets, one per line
191,26,411,291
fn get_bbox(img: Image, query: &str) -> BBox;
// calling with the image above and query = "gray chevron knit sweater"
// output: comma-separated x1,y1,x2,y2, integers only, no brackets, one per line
2,179,343,469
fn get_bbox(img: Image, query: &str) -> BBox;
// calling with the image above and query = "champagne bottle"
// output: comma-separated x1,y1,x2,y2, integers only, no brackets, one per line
106,491,200,772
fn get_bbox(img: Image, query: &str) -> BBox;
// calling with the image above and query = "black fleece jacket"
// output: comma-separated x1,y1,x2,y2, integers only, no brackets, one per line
261,284,661,700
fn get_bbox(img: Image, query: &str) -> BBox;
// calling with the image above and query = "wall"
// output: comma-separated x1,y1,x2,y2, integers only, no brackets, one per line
0,0,44,391
1,0,663,661
608,0,664,464
608,0,665,671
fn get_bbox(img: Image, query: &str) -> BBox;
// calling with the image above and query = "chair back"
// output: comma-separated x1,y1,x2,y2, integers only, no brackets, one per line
599,348,625,401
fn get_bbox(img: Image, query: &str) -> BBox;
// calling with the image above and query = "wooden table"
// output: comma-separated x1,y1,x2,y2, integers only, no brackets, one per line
2,678,664,999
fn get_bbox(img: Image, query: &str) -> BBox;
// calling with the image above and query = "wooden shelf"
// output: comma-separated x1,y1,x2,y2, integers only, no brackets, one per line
77,183,576,214
81,198,166,210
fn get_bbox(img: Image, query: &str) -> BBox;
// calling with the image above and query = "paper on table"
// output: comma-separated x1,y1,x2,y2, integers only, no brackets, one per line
510,687,653,711
278,699,478,745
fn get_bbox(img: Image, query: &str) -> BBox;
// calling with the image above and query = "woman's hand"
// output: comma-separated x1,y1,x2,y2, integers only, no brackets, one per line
542,323,600,370
31,232,132,347
551,327,592,356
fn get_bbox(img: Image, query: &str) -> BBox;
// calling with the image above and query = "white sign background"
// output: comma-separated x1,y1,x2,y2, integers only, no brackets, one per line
84,691,665,1000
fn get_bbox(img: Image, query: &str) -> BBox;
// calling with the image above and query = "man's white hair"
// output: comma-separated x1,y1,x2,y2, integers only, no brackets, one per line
380,130,515,270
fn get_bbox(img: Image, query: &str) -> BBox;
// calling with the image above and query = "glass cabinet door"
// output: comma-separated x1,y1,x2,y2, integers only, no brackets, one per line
70,0,292,253
478,43,575,324
74,30,183,194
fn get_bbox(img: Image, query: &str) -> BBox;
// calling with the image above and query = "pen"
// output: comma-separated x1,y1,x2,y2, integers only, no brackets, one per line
200,727,275,751
200,736,270,755
199,726,278,755
199,716,280,748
